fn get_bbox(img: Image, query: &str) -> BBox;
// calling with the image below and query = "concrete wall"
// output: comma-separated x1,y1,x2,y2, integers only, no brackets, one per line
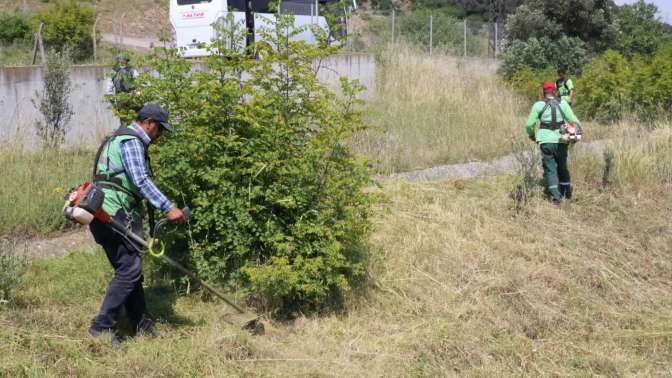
0,53,375,148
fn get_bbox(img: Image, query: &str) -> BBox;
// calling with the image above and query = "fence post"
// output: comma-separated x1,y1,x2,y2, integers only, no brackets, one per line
391,9,395,46
92,15,100,62
429,14,433,56
463,18,467,58
32,23,45,65
494,22,499,58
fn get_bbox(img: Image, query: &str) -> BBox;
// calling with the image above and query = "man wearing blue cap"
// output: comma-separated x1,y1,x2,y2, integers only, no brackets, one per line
88,103,185,346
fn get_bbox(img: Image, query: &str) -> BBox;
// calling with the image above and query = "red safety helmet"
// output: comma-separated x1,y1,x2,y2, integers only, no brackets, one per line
543,81,557,92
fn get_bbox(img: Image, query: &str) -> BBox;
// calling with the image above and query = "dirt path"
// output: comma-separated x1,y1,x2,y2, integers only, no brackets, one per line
374,140,608,183
7,228,97,259
101,33,164,51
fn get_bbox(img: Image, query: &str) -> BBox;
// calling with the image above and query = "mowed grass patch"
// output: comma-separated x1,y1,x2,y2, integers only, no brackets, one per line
0,148,91,237
2,172,672,376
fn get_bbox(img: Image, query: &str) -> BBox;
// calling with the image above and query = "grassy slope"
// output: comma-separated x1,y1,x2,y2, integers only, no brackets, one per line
2,132,672,376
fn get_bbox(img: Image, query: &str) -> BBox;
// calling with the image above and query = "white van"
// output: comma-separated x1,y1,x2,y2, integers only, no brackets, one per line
169,0,353,58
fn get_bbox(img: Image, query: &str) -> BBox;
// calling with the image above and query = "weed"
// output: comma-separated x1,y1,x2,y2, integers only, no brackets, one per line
602,147,616,189
510,139,541,213
0,241,26,304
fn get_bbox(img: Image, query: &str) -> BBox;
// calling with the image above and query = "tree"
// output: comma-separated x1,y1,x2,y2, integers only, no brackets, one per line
504,0,618,52
615,0,669,58
33,49,73,148
37,0,98,62
115,16,373,316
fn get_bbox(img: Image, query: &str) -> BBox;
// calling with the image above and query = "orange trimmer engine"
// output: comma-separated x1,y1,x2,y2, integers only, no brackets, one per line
63,182,110,225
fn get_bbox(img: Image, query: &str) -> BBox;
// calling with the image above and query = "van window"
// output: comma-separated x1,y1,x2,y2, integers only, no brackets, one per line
228,0,271,12
177,0,212,5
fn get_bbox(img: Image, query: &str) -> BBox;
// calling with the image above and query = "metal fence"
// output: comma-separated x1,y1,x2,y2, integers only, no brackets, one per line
345,10,504,59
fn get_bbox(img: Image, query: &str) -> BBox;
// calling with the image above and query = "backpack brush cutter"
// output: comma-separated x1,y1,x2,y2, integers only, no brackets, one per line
63,182,264,335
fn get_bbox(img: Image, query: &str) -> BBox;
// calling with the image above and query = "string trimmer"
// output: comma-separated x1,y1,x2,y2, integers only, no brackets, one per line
63,182,264,335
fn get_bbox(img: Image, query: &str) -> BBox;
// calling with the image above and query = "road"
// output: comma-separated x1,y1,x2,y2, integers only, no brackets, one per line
101,33,166,51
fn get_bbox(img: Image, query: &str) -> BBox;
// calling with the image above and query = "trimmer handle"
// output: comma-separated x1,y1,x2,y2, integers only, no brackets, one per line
181,207,191,221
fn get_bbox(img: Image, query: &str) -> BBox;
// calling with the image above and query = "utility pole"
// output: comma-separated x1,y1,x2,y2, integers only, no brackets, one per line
429,14,433,56
463,18,467,58
244,0,255,51
391,9,395,46
92,15,100,62
494,22,499,58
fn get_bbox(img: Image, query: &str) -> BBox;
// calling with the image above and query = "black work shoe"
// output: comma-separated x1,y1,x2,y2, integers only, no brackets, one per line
89,327,122,348
136,316,163,338
552,199,562,207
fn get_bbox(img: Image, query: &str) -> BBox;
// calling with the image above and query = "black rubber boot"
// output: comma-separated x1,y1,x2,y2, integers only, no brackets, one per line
89,327,122,348
136,315,163,338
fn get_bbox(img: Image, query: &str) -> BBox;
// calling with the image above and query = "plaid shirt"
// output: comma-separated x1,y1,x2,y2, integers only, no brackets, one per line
119,123,173,212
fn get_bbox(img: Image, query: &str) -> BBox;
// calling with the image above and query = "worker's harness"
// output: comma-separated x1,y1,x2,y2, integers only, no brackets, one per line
538,98,582,144
91,126,156,231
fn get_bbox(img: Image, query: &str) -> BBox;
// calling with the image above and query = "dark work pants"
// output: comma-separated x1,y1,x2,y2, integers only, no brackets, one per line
540,143,572,202
89,210,146,331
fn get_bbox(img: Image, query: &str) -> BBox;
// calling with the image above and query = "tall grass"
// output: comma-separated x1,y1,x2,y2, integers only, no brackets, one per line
354,46,528,174
0,148,91,237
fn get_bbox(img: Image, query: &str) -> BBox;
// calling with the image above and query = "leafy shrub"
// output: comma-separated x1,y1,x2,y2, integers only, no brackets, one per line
116,16,373,316
37,0,97,61
575,48,672,122
574,50,629,122
0,13,31,44
508,65,556,101
0,242,26,304
499,36,587,80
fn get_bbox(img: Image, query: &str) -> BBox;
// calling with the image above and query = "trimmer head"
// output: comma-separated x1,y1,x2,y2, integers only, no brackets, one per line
222,312,265,335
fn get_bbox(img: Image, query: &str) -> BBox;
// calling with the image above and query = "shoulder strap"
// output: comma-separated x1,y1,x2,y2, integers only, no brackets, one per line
92,127,146,179
538,99,551,120
92,134,114,179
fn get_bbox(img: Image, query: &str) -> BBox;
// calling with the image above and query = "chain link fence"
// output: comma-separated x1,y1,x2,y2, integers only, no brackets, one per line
345,10,504,59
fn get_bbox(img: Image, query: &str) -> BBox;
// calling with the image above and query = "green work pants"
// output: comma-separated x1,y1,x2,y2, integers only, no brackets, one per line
540,143,571,202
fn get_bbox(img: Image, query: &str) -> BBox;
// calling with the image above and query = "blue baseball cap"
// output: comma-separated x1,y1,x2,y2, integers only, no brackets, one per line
138,103,172,132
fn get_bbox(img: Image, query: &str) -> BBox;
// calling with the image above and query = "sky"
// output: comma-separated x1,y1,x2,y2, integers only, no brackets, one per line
613,0,672,24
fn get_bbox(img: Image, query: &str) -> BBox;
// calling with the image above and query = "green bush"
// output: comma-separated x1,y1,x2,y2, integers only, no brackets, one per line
115,16,373,316
508,65,556,102
575,48,672,122
0,13,31,44
37,0,97,61
499,36,587,80
574,50,630,122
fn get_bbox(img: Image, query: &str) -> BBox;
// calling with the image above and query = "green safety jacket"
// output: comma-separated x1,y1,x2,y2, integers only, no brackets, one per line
525,97,581,145
92,127,148,216
556,78,574,102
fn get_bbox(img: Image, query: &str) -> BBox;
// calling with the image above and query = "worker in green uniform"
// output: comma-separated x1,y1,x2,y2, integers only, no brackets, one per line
525,81,582,205
556,66,574,104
